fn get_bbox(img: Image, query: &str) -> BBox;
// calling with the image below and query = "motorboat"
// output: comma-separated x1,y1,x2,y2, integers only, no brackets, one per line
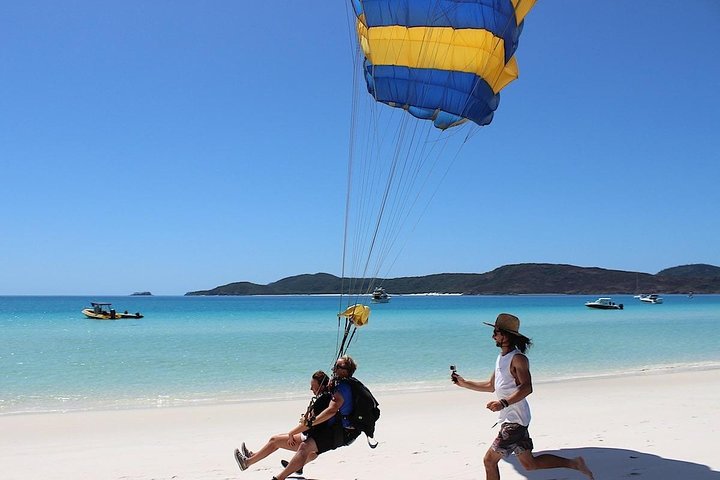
639,294,663,304
82,302,143,320
585,297,623,310
370,287,390,303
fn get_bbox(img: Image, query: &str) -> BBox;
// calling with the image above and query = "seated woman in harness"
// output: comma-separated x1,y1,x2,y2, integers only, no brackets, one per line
234,370,331,472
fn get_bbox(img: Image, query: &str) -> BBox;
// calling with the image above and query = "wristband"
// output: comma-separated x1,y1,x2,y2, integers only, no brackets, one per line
500,399,509,408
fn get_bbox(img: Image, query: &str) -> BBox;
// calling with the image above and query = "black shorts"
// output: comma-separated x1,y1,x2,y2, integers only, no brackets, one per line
306,424,361,454
491,422,534,457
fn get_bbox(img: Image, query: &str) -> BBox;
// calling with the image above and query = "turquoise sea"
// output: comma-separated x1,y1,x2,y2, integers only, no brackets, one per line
1,294,719,415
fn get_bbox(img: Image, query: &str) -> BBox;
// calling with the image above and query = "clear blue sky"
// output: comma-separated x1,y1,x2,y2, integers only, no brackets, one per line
2,1,718,295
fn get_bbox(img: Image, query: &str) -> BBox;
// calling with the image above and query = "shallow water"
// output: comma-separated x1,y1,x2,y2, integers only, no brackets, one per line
1,294,718,414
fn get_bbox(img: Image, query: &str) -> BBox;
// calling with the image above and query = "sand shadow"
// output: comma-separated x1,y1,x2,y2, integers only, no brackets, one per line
503,447,719,479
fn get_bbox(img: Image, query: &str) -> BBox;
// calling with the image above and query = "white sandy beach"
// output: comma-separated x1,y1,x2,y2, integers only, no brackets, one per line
2,368,718,480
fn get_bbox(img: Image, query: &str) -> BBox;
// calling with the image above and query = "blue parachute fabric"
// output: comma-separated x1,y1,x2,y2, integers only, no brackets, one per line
364,62,497,129
355,0,522,63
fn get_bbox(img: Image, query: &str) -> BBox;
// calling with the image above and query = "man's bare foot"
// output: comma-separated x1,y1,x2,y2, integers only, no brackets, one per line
575,456,594,479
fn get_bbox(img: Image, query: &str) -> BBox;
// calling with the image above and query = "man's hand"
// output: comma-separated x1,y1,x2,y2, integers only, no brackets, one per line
486,400,504,412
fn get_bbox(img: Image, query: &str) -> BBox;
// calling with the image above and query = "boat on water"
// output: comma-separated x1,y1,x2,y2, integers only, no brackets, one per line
82,302,143,320
585,297,623,310
639,294,663,304
370,287,390,303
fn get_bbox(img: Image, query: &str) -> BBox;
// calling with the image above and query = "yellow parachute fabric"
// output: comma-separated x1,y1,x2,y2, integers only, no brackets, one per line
338,304,371,327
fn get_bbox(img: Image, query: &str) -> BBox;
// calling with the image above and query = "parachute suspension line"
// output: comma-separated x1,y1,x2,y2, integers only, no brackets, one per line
356,112,410,293
346,95,413,300
344,86,376,306
378,127,454,274
336,320,354,362
369,115,429,281
343,0,384,307
350,93,386,299
379,120,477,278
338,43,364,358
342,0,360,62
338,2,373,360
344,52,385,306
369,111,431,285
343,326,359,357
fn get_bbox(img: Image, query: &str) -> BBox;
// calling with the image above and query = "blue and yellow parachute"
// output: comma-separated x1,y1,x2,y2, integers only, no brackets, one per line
352,0,535,129
334,1,536,360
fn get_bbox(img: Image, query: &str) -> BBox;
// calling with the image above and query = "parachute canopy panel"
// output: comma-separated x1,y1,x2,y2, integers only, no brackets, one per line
353,0,536,129
339,304,371,327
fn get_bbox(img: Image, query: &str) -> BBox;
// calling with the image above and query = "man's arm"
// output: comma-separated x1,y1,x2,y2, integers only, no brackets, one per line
453,372,495,392
507,353,532,403
308,390,344,426
486,354,532,412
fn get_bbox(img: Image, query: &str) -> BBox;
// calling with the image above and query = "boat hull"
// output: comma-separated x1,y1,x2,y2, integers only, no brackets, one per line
585,304,622,310
82,309,143,320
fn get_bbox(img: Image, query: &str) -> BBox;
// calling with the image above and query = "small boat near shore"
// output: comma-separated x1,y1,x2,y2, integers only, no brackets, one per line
585,297,623,310
639,294,663,304
370,287,390,303
82,302,143,320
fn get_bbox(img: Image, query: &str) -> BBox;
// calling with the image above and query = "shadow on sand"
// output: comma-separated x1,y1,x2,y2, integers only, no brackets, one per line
504,447,719,479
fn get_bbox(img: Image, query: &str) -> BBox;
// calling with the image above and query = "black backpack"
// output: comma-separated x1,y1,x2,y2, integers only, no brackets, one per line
344,377,380,447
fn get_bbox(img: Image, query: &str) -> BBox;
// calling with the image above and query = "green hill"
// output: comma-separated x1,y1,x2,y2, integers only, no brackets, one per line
185,263,720,295
657,263,720,278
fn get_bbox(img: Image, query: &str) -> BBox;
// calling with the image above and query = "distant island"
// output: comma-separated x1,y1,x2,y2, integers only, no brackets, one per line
185,263,720,296
130,291,153,296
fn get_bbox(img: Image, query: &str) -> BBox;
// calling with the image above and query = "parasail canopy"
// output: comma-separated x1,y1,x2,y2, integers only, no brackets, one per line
352,0,536,129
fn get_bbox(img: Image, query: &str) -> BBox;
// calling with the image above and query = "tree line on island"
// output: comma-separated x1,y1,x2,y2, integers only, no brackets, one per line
185,263,720,296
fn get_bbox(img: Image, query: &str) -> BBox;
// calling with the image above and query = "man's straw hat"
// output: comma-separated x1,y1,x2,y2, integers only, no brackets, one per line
483,313,528,339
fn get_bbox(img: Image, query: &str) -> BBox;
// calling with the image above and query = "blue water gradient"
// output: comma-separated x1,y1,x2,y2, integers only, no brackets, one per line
1,294,718,414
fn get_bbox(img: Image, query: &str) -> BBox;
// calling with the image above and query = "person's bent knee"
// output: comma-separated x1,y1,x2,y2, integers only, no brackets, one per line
298,439,317,458
484,448,502,467
517,452,537,471
269,434,285,445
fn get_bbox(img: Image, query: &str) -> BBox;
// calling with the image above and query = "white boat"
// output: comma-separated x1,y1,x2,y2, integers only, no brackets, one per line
640,294,663,304
371,287,390,303
585,297,623,310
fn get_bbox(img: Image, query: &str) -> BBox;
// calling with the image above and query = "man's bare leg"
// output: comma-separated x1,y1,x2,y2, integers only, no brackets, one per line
246,434,301,467
483,448,503,480
517,451,594,479
274,438,317,480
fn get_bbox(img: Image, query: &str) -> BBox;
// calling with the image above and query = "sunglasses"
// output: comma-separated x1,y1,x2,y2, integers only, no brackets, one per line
334,364,349,370
493,329,503,335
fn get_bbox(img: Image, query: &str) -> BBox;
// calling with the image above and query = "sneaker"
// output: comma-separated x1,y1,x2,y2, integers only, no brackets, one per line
281,459,303,475
241,441,253,458
234,448,248,471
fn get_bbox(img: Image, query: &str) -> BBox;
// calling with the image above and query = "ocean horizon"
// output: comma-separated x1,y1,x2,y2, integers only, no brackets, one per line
2,294,719,416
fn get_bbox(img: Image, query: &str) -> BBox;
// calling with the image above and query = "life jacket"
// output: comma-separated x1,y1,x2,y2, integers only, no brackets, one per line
341,377,380,448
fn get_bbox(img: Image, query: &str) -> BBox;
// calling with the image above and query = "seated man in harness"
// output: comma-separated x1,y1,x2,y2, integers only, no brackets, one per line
271,355,361,480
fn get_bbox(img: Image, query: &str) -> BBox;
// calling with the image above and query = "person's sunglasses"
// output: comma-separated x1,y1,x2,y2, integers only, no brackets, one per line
334,365,348,370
